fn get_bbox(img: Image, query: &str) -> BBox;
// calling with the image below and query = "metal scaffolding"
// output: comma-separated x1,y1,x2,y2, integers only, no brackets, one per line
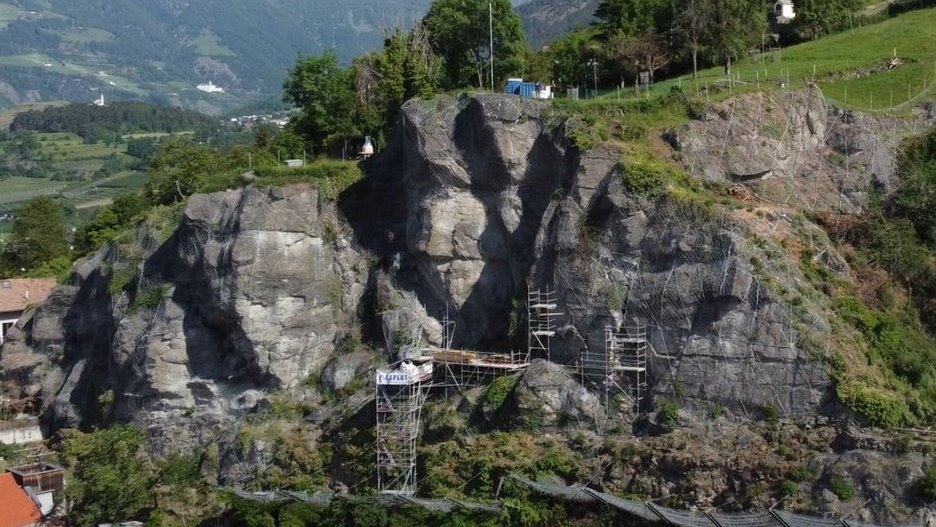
427,348,530,393
528,286,561,361
579,323,648,414
375,360,432,495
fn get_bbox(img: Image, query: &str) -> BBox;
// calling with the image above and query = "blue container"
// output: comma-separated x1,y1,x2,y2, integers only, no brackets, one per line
520,82,537,98
505,78,523,95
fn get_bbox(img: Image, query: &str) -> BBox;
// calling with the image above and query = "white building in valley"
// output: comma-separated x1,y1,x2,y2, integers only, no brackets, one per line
196,81,224,93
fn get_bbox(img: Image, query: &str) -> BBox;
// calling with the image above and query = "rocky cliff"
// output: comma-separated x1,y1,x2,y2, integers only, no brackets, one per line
1,185,368,450
5,90,923,432
345,91,857,419
0,90,934,522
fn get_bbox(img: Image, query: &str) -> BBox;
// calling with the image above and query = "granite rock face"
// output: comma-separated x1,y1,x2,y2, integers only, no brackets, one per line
1,91,913,441
1,185,367,449
676,88,932,213
348,93,842,420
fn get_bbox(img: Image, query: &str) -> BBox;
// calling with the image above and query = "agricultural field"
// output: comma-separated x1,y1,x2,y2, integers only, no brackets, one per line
0,131,145,231
614,7,936,114
0,2,24,29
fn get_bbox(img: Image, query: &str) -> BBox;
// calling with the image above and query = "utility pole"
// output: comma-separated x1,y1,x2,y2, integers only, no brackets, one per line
489,1,494,92
587,58,598,97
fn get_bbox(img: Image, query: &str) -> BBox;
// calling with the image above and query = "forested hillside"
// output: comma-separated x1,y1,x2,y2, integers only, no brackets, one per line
10,102,215,141
0,0,430,113
517,0,597,48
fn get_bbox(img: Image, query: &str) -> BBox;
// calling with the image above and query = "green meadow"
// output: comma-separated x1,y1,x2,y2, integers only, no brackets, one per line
608,7,936,114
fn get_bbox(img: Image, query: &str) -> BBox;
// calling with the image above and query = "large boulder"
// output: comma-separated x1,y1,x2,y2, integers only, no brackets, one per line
510,360,604,429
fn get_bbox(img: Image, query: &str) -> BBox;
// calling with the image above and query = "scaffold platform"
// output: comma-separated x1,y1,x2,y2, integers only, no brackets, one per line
423,347,530,392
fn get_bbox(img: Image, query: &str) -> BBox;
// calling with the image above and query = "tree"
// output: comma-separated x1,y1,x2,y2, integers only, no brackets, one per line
705,0,766,74
672,0,712,78
793,0,862,40
353,26,440,143
895,128,936,247
283,51,357,153
74,193,148,255
142,138,219,205
594,0,673,37
64,426,155,527
541,27,601,90
0,196,69,274
608,30,672,83
423,0,526,89
270,128,308,160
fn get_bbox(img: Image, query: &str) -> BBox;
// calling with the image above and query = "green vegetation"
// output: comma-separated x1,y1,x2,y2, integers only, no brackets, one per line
551,91,702,148
617,146,698,198
762,403,779,423
64,426,156,527
781,480,801,496
251,162,362,202
818,127,936,427
483,375,519,414
224,495,511,527
10,102,214,142
74,193,147,255
424,0,526,89
916,464,936,502
657,400,679,428
828,477,856,500
283,52,360,155
637,7,936,113
0,196,68,275
0,130,145,229
710,403,726,419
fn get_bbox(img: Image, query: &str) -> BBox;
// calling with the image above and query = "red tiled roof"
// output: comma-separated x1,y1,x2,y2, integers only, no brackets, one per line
0,278,57,315
0,473,42,527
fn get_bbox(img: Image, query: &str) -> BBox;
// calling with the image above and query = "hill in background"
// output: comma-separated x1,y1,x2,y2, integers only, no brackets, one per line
517,0,597,49
0,0,430,114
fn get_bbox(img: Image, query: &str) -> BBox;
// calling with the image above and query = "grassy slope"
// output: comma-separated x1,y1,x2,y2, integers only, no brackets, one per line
616,7,936,113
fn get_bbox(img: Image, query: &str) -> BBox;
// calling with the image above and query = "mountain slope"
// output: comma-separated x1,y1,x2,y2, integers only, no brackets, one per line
0,0,429,113
517,0,597,48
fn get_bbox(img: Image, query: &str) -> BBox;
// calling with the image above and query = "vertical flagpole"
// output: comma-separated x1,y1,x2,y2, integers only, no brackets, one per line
489,1,494,91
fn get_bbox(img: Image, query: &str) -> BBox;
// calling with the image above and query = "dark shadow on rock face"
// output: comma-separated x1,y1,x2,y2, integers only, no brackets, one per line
339,156,410,259
41,266,115,431
452,98,512,191
341,96,572,351
456,130,568,350
144,217,269,394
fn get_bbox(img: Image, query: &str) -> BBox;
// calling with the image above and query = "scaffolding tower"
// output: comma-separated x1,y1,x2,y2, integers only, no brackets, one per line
579,324,648,414
528,286,561,361
375,360,432,495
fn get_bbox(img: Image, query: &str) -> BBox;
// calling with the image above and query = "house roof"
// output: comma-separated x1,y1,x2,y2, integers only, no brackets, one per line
0,278,57,315
0,473,42,527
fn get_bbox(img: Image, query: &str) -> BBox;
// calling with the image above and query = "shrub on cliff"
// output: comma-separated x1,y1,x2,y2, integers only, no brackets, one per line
916,464,936,502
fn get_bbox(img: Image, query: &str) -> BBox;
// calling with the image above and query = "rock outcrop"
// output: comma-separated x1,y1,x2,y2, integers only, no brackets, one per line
1,185,368,450
1,90,925,442
1,90,933,523
510,359,605,428
349,92,839,420
676,89,930,212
